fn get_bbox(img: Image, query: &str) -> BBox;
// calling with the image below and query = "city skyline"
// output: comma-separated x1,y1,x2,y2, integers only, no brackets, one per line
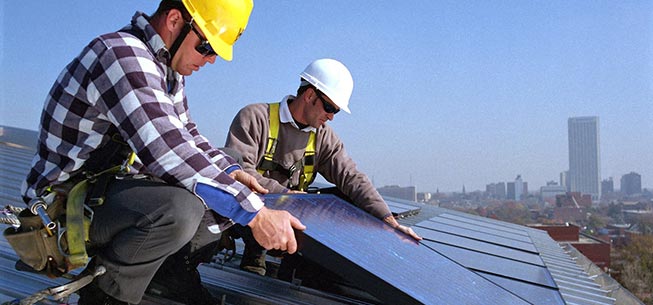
1,1,651,192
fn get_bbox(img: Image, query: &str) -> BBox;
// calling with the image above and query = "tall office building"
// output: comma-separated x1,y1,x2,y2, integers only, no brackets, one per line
568,117,601,200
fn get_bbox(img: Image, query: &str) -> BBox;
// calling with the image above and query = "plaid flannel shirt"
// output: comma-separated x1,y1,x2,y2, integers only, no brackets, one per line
21,12,262,225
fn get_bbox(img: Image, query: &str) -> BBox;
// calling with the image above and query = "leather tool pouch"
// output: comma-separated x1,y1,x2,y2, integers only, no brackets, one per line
3,195,68,277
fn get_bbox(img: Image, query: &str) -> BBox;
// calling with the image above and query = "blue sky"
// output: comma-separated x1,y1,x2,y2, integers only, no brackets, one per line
1,1,651,192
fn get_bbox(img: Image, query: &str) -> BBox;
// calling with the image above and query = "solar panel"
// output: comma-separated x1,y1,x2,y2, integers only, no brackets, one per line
426,217,533,243
479,273,565,305
311,184,421,217
264,193,530,305
421,240,557,288
438,213,531,237
415,220,538,253
412,226,544,266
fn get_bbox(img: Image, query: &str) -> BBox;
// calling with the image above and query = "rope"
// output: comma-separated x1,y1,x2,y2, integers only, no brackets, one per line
15,265,106,305
1,205,22,227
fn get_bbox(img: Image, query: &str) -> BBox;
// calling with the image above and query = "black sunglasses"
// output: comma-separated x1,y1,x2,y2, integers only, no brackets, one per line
189,22,217,57
315,90,339,114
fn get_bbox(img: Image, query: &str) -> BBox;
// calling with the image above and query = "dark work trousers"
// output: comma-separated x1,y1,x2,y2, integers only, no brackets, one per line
87,176,218,304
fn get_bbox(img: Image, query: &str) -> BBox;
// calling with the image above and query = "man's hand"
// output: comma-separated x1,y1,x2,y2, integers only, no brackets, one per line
248,206,306,254
383,215,423,241
229,169,268,194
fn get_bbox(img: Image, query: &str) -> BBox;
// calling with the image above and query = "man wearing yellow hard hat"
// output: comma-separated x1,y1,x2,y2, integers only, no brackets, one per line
20,1,304,304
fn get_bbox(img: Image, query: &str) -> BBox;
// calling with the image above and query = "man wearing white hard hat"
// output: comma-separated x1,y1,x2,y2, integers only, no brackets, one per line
225,58,421,276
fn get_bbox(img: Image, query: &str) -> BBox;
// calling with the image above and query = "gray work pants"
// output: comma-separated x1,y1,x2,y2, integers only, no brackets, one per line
88,176,218,304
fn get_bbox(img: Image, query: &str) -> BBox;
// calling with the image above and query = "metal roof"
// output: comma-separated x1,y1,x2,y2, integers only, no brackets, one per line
0,126,631,304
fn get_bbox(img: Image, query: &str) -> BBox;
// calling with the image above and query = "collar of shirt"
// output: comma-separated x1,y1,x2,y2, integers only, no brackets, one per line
280,95,316,133
125,12,171,65
125,12,182,94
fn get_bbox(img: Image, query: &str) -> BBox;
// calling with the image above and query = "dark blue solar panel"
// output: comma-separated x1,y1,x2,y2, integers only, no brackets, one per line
416,220,538,253
413,226,544,266
438,213,531,237
265,194,529,305
421,240,557,288
384,199,421,215
427,217,533,243
309,183,421,217
479,273,565,305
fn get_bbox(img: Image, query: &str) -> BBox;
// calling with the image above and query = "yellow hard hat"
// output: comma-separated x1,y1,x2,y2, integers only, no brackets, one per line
181,0,253,61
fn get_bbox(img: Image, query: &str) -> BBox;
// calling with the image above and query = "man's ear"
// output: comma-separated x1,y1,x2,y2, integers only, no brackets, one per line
303,87,316,104
165,8,184,32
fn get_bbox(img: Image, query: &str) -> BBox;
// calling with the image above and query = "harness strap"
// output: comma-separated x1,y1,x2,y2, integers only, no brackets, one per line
257,103,280,176
256,102,316,191
298,134,316,191
65,152,135,270
65,178,90,269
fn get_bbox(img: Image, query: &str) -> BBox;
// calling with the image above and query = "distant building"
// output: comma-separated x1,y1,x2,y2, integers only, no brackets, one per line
620,172,642,196
515,175,523,200
416,192,431,203
560,171,570,192
601,178,614,195
556,192,592,208
552,192,592,223
377,185,416,202
507,183,515,200
507,175,527,200
568,116,601,200
540,181,566,200
485,182,506,199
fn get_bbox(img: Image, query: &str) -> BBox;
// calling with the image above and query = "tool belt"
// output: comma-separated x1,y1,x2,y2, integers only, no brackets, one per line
4,193,68,277
3,167,120,278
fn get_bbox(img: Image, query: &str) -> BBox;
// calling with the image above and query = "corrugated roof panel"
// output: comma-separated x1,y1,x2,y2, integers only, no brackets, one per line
554,278,605,295
526,227,616,305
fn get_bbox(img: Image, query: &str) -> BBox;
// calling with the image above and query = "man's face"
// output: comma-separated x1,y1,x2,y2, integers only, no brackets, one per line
306,88,339,128
171,23,217,76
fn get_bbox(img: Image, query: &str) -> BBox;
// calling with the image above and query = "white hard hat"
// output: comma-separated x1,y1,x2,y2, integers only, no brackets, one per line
299,58,353,114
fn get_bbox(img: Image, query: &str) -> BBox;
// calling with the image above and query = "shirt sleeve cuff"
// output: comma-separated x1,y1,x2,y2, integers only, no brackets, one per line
194,182,259,225
224,165,240,174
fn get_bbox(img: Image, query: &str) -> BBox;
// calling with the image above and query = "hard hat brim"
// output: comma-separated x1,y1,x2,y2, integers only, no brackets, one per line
206,34,233,61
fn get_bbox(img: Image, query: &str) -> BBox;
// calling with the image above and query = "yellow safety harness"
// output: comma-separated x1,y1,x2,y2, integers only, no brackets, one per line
257,102,316,191
58,152,136,270
64,152,136,269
